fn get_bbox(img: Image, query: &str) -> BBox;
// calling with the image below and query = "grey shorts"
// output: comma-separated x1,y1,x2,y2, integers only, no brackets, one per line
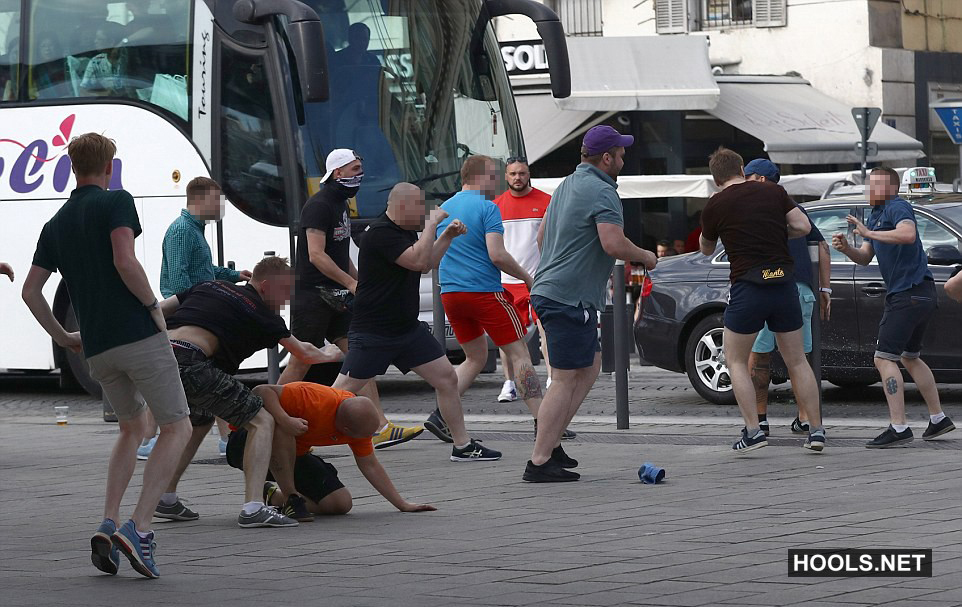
172,343,264,428
86,332,189,426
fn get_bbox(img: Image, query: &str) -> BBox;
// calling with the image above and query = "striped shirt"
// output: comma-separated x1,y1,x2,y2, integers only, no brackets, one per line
160,209,240,297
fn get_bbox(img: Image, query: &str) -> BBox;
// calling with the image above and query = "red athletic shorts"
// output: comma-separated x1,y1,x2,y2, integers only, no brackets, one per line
441,291,527,347
501,282,538,325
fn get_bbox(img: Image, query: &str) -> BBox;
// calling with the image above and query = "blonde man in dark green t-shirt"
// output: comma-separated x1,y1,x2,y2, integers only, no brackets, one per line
22,133,192,579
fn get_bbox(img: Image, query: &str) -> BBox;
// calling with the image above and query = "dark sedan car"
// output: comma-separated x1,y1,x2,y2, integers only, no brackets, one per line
634,193,962,405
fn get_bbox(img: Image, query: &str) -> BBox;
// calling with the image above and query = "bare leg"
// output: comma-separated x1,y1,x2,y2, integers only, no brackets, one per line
304,488,353,515
129,415,192,530
215,417,230,441
723,328,763,430
104,411,148,523
901,356,943,416
142,408,158,443
164,421,213,493
748,351,771,417
536,319,552,381
240,408,275,504
278,355,310,384
268,425,298,499
500,339,542,418
411,356,471,446
531,353,600,465
875,357,907,425
456,335,489,396
333,337,388,427
501,347,515,382
774,329,821,429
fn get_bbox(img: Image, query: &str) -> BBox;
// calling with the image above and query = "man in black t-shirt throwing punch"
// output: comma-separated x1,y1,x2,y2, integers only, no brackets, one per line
699,149,825,453
156,257,342,527
332,183,502,462
280,149,422,449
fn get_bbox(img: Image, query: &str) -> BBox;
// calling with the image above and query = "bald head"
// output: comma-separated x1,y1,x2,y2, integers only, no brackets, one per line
334,396,381,438
386,182,426,229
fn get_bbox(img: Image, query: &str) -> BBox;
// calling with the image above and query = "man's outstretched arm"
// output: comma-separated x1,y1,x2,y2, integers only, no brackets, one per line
354,453,436,513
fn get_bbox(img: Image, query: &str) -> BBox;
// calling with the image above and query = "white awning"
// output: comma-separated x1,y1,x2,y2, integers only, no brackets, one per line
557,36,720,112
531,169,870,200
513,92,610,163
708,76,925,164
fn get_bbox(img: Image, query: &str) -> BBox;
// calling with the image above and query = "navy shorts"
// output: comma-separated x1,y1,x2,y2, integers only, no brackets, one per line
341,322,444,380
724,281,803,335
291,289,352,346
227,429,345,503
875,278,937,361
530,295,599,370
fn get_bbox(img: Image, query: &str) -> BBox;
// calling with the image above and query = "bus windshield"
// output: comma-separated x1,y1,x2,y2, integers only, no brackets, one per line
299,0,523,218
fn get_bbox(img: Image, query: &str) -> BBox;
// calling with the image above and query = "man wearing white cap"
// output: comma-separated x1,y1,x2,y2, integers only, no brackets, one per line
280,149,423,450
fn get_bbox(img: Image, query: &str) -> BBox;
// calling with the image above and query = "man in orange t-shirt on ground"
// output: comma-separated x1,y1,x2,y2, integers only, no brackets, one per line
226,382,435,518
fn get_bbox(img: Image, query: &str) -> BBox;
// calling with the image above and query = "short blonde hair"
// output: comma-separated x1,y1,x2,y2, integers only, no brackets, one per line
186,176,221,198
67,133,116,177
251,256,291,281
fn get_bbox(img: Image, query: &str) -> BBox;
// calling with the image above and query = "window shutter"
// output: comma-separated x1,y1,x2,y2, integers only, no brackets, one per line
754,0,787,28
655,0,689,34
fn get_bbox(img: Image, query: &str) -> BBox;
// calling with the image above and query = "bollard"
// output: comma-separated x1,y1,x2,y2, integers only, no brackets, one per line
264,250,281,383
808,241,823,417
432,268,445,349
613,261,630,430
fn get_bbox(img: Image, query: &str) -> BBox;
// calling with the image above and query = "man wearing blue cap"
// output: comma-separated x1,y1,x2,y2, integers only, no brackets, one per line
743,159,832,437
523,125,657,482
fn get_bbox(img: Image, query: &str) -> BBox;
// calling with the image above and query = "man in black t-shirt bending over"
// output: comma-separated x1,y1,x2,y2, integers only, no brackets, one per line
156,256,342,528
699,148,825,453
332,183,502,462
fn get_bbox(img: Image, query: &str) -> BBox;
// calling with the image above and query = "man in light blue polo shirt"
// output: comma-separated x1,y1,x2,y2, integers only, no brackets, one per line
524,126,658,483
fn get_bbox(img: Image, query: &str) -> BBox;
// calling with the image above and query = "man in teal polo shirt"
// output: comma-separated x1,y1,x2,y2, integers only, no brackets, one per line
524,126,658,482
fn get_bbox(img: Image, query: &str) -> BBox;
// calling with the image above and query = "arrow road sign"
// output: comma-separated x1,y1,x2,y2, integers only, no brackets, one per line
852,107,882,141
931,99,962,145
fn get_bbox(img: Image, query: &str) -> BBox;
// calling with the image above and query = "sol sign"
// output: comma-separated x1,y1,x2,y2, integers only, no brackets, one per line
500,40,549,76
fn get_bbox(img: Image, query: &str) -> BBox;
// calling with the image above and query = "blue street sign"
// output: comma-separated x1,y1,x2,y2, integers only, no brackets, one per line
932,101,962,145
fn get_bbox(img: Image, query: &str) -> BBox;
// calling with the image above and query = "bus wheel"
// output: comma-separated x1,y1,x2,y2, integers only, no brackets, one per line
54,298,103,399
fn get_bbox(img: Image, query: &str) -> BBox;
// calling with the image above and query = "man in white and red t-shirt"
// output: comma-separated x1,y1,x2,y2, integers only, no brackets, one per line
493,158,575,439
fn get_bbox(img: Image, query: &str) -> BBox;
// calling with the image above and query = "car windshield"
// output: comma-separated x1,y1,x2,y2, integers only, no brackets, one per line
297,0,523,219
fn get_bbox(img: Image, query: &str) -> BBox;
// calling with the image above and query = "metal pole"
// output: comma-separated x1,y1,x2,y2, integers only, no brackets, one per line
432,268,445,349
264,250,281,384
808,242,822,416
613,260,629,429
860,114,869,181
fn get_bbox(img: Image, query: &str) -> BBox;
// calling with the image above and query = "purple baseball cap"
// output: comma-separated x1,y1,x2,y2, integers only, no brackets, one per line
582,125,634,156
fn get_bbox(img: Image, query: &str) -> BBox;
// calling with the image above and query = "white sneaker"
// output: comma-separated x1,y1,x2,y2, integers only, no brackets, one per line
498,380,517,403
546,377,553,389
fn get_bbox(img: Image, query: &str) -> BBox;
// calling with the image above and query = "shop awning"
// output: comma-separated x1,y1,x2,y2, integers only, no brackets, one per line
557,36,720,112
513,92,610,163
708,76,925,164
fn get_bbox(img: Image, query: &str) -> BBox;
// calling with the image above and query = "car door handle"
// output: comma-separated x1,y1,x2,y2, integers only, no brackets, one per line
861,284,887,296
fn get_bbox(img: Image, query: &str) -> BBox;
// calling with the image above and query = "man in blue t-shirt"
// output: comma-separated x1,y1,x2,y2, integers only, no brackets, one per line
421,155,555,459
833,167,955,448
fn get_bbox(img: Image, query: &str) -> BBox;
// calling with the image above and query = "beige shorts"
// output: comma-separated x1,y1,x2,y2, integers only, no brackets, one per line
86,332,189,426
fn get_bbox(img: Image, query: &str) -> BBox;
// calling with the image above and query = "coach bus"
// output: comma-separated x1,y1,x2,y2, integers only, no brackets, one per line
0,0,570,395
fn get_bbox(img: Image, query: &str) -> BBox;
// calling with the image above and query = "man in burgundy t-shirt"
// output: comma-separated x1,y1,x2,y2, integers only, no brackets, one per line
699,148,824,453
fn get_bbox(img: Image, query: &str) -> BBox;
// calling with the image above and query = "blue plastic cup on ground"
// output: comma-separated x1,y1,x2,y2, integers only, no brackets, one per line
638,462,666,484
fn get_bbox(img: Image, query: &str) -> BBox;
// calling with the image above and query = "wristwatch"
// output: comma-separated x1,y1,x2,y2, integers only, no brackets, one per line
819,287,832,294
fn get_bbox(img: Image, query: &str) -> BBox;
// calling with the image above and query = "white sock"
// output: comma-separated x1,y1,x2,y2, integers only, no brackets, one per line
159,492,177,506
376,422,389,434
455,442,471,450
136,528,151,539
931,412,946,424
892,424,910,433
242,501,264,515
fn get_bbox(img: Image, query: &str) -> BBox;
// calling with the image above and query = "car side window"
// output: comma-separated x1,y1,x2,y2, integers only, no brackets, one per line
916,214,960,252
808,208,852,263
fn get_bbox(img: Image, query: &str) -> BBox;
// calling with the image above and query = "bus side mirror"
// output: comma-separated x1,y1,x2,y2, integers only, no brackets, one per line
287,20,329,102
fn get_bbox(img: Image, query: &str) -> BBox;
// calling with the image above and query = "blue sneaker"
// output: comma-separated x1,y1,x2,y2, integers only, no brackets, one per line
136,437,157,461
111,519,160,579
218,437,228,457
90,518,120,575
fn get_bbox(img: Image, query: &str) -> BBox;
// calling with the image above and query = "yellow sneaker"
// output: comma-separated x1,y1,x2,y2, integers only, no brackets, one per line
373,422,424,450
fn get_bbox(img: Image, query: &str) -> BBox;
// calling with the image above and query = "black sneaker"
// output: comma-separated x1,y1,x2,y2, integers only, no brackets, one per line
732,428,767,452
534,419,578,440
866,425,914,449
790,417,810,434
154,499,199,521
281,494,314,522
551,444,578,469
803,429,826,452
450,439,501,462
424,409,453,443
759,419,770,437
523,459,580,482
922,417,955,440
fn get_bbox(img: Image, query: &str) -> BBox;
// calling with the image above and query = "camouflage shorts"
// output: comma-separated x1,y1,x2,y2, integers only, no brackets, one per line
172,342,263,428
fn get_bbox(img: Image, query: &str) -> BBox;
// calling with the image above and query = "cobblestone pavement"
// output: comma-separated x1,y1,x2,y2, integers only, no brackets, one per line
1,365,960,606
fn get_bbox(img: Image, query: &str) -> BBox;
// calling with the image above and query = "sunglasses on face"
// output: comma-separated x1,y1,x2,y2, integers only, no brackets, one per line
506,156,527,165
